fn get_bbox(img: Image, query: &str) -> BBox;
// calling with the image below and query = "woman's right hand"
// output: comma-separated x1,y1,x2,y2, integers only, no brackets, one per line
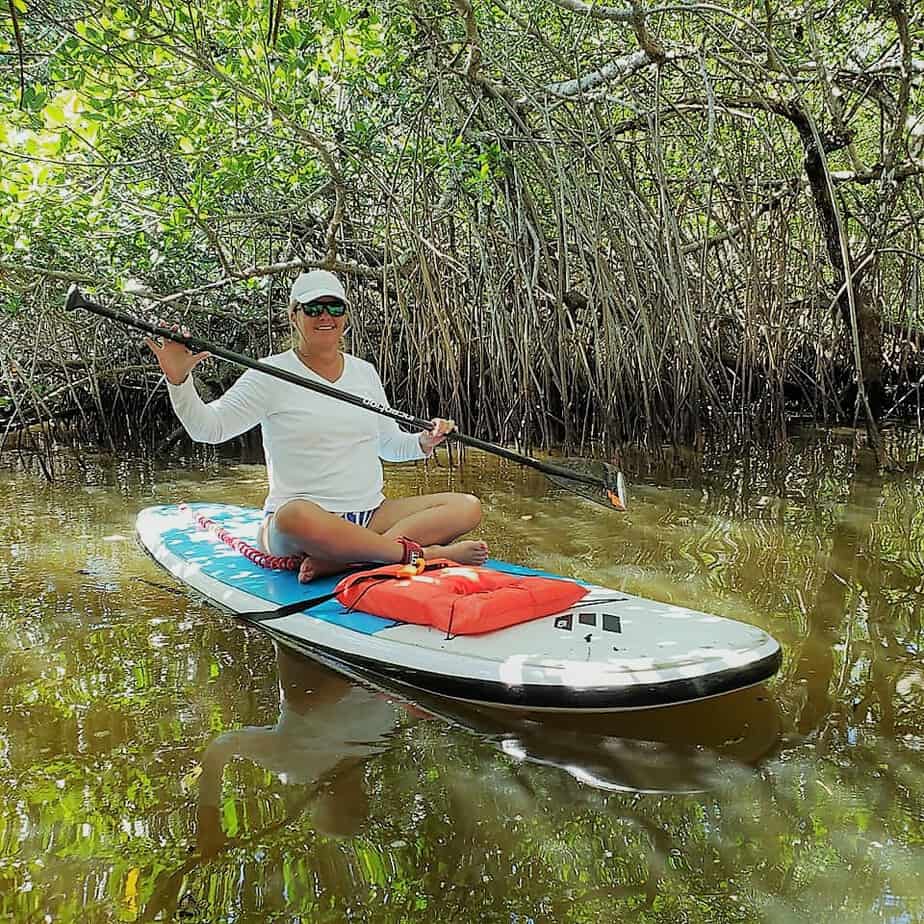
144,325,210,386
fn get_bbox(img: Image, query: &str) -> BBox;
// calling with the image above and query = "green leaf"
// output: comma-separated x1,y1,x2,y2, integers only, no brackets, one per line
222,798,239,837
44,104,66,129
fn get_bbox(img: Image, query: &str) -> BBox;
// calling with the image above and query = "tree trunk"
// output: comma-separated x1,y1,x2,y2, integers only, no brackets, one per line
785,102,885,419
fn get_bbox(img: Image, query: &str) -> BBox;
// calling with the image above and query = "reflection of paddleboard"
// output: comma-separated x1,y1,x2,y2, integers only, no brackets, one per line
471,685,781,793
269,642,781,795
137,504,782,713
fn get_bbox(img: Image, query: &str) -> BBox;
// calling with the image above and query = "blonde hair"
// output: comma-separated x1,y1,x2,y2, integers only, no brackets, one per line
287,300,300,350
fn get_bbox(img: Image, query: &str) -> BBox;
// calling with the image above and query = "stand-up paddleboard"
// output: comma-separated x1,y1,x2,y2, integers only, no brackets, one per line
137,504,782,712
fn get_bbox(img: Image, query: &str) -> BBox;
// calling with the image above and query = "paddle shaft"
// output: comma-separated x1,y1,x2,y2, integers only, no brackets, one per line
65,286,606,491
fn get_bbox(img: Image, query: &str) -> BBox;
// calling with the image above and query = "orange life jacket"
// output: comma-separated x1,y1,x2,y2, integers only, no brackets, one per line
334,559,588,636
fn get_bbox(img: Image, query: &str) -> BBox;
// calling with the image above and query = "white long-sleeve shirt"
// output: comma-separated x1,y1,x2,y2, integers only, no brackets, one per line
167,350,428,514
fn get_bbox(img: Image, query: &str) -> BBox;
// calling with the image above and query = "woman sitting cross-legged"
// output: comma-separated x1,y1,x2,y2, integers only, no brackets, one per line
147,269,488,583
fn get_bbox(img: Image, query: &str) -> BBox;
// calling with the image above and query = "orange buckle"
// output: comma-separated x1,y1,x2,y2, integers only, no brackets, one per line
397,555,426,577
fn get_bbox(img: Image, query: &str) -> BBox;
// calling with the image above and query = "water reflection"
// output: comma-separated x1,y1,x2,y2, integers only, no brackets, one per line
142,645,404,920
286,642,783,795
1,430,924,921
197,645,402,853
191,639,781,861
429,687,780,793
161,642,781,921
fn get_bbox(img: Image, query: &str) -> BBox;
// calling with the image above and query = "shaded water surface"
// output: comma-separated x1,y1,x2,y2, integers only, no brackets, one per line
1,431,923,923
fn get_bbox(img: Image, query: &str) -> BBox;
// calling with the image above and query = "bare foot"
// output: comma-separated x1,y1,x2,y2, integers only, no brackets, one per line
423,539,489,566
297,555,347,584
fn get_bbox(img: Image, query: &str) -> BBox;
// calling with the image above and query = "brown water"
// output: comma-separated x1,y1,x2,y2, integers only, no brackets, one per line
1,431,923,923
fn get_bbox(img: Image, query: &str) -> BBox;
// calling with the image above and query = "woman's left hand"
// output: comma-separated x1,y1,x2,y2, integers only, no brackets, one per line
419,418,455,454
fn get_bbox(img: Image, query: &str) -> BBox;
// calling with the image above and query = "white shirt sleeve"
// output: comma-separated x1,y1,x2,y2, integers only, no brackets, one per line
368,368,429,463
166,370,269,444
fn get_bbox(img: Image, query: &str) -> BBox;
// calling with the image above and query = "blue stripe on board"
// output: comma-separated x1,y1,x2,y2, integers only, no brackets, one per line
159,503,579,636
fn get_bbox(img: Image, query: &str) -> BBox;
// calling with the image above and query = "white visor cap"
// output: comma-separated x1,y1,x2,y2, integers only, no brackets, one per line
289,270,349,305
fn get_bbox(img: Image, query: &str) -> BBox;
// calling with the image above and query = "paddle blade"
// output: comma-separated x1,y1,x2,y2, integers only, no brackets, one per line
546,461,628,511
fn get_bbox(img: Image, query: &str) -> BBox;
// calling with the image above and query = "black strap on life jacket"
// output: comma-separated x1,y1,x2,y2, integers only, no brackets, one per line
236,588,341,624
235,560,451,624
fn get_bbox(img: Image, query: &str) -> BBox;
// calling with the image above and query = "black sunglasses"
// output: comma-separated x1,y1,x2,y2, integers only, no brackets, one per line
299,299,347,318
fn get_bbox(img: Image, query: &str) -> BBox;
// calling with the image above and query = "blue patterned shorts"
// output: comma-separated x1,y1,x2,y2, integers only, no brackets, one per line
262,505,380,557
338,508,378,529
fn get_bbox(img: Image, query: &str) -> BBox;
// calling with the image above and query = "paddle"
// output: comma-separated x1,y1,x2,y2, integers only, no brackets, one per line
65,285,627,510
